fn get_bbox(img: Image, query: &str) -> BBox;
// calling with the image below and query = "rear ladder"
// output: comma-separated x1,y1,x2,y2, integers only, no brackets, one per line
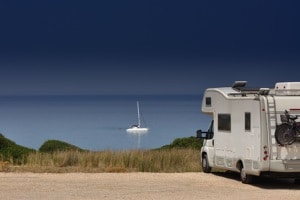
266,96,278,160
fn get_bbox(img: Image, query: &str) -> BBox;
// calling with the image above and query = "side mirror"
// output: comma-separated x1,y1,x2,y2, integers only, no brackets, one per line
196,130,207,139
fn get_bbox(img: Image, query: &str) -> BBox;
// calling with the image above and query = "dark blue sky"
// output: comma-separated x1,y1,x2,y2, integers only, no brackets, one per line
0,0,300,95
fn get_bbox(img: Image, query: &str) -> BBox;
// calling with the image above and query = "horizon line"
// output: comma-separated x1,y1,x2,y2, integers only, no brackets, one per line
0,93,203,96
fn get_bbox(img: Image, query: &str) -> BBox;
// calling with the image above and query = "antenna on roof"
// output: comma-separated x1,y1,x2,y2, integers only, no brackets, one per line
232,81,247,89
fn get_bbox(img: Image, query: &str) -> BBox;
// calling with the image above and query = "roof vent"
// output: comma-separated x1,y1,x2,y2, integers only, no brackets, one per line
232,81,247,89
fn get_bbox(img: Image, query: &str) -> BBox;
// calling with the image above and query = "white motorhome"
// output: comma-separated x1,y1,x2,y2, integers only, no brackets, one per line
197,81,300,183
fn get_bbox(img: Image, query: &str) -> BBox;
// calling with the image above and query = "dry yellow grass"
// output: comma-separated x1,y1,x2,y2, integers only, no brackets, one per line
4,148,202,173
0,161,11,172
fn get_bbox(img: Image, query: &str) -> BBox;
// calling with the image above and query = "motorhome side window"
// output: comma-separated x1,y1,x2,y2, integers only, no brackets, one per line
208,120,214,133
205,97,211,107
245,112,251,131
218,114,231,131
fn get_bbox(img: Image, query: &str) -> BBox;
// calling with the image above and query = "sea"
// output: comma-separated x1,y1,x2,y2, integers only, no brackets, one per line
0,95,211,150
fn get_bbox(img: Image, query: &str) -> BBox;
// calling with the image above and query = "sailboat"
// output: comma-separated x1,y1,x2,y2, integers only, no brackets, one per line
126,101,149,135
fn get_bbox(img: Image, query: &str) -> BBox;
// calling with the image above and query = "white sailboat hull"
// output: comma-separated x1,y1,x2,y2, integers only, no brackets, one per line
127,101,149,135
126,127,148,135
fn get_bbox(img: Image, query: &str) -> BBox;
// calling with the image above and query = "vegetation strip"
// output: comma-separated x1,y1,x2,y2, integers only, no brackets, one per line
0,134,203,173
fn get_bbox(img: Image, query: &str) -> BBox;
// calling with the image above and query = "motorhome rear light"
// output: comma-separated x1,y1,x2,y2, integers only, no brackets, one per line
263,146,269,161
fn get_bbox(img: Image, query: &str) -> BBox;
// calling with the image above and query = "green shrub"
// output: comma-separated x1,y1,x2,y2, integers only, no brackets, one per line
0,134,36,164
160,136,203,150
39,140,84,153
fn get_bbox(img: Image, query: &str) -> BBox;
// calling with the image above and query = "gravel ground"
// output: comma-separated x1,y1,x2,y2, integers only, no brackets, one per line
0,172,299,200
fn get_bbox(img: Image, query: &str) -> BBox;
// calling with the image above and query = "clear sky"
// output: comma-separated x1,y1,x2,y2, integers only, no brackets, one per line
0,0,300,95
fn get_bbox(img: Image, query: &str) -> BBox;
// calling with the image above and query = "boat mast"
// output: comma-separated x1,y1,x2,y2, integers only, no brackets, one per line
137,101,141,127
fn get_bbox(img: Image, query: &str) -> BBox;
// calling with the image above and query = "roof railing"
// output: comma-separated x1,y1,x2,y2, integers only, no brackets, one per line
230,81,270,96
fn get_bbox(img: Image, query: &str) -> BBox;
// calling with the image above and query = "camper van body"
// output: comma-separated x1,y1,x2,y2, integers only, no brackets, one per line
198,82,300,183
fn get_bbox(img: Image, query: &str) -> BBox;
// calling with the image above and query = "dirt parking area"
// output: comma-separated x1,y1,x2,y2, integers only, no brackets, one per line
0,172,299,200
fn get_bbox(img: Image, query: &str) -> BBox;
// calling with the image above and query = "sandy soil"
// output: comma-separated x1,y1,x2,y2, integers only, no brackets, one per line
0,172,299,200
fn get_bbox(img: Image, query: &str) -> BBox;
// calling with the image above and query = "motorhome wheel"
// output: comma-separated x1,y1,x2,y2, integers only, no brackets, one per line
201,154,212,173
240,165,253,184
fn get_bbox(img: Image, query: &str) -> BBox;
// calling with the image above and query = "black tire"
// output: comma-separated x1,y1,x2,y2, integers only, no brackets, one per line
240,164,253,184
201,154,212,173
275,124,296,146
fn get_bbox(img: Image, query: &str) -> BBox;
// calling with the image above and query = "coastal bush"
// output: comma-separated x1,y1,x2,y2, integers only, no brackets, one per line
39,140,84,153
0,134,36,164
160,136,203,150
